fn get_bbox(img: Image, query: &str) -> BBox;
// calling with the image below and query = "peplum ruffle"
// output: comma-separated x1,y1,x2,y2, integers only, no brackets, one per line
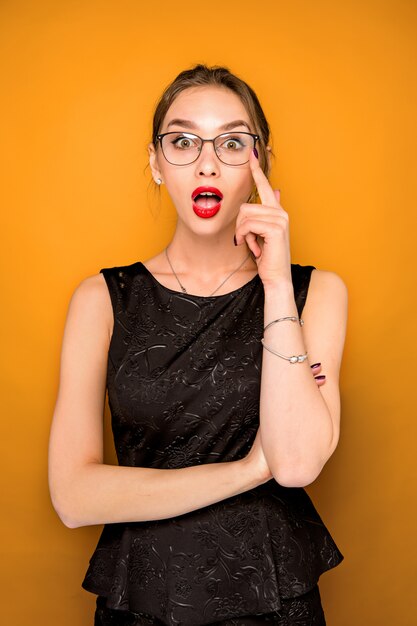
82,481,343,625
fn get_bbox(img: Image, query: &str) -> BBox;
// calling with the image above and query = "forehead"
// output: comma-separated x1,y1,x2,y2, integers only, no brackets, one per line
162,86,251,132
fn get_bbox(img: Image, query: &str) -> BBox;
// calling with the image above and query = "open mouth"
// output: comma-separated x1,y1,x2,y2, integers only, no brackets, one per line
191,186,223,210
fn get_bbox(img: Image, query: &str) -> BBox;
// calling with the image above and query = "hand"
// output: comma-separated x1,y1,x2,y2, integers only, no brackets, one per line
235,150,291,287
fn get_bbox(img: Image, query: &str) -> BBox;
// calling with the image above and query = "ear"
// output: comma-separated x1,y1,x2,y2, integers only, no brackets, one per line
148,142,163,183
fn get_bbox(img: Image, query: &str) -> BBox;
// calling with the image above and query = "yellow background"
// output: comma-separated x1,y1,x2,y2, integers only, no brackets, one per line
1,0,416,624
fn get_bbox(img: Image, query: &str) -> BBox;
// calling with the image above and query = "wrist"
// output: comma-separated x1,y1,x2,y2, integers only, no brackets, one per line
262,278,294,299
237,453,272,489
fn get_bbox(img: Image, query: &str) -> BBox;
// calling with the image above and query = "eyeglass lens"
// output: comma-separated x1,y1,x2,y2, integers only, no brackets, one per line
160,132,256,166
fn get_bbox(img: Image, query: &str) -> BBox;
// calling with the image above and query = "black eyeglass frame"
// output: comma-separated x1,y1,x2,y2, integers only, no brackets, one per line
155,131,260,166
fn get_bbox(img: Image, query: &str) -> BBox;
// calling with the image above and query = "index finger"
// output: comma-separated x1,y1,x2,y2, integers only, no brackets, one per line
249,149,279,208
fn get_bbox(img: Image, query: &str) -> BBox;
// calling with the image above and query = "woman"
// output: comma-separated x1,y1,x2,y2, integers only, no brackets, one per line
48,65,348,625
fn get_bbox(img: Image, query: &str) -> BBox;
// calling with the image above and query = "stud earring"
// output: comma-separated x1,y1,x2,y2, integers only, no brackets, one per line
156,178,162,185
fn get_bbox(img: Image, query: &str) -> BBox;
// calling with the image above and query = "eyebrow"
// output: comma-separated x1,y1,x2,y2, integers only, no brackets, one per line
166,118,252,132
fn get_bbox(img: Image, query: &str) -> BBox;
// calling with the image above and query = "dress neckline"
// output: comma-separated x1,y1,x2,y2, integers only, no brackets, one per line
138,261,261,300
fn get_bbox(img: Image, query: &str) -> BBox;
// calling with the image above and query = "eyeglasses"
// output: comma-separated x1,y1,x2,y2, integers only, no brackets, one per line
156,131,260,166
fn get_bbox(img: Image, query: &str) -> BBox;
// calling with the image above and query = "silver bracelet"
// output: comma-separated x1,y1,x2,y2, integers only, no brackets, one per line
263,316,304,333
261,338,308,363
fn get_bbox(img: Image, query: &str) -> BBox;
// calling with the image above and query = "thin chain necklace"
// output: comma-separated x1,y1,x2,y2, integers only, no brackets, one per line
165,247,254,297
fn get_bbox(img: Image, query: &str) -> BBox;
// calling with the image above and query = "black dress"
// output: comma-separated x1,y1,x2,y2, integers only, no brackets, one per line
82,261,344,625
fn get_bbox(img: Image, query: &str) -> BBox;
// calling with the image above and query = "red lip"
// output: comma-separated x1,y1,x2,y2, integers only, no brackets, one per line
191,186,223,201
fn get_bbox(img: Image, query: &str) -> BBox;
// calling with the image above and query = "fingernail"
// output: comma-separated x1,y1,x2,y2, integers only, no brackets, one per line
253,148,259,159
233,235,237,246
314,375,326,380
310,362,321,369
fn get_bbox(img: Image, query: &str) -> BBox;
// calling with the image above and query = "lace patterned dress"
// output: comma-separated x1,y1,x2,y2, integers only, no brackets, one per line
82,261,344,626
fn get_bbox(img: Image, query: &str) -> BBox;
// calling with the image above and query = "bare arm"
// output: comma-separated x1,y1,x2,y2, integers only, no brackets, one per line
259,269,348,487
48,275,270,529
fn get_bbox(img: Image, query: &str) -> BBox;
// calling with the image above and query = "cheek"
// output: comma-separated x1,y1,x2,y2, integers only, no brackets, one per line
233,171,254,200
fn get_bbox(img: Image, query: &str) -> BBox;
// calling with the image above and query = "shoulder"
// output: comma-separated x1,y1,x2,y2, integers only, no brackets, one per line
71,272,110,305
303,267,348,324
290,264,345,322
79,261,142,298
292,263,347,291
309,268,348,301
98,261,143,284
69,261,142,336
66,272,114,343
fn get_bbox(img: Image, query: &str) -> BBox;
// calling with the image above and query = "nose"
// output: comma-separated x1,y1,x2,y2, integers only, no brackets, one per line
195,141,220,178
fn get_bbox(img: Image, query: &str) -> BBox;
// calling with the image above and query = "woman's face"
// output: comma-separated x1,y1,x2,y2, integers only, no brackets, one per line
149,86,256,236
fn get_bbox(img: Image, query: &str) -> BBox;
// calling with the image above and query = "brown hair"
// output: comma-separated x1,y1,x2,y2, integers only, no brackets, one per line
151,64,272,181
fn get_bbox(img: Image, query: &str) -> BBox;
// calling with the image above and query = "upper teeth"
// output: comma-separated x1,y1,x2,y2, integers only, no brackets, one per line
201,192,216,196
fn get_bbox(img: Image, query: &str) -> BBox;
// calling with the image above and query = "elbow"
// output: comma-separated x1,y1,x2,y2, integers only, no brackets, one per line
272,462,326,488
60,508,83,529
48,458,99,528
269,434,340,488
50,490,80,529
49,479,85,529
275,472,320,488
60,513,81,530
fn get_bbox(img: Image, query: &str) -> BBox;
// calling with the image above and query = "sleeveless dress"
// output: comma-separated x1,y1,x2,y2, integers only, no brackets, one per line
82,261,344,626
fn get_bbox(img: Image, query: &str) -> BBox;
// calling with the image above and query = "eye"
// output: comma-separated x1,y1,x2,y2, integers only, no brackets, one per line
218,135,245,151
170,134,199,150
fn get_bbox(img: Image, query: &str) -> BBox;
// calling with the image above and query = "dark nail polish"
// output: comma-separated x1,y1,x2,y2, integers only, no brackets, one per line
233,235,237,246
310,362,321,369
314,375,326,380
253,148,259,159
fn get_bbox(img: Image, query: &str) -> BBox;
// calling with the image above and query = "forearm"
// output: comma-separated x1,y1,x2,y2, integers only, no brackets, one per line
259,281,334,486
54,457,261,528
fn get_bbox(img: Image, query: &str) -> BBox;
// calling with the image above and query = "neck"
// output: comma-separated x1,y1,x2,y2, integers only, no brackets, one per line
166,223,257,279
